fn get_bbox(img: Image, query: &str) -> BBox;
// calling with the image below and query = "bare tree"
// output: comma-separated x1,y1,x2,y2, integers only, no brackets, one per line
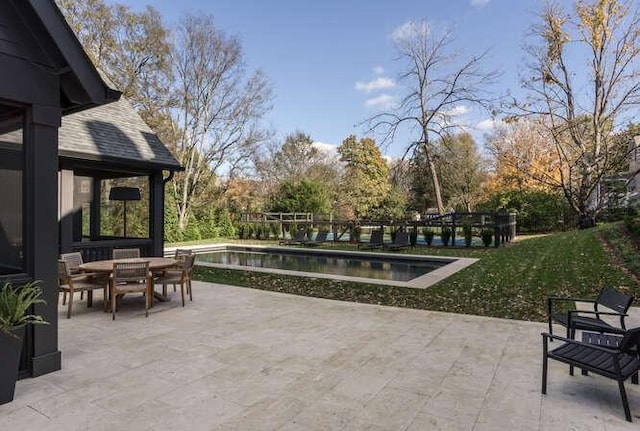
364,21,496,214
516,0,640,222
170,14,272,229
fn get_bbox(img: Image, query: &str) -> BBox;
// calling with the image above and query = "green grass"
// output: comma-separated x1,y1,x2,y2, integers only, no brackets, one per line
193,226,638,322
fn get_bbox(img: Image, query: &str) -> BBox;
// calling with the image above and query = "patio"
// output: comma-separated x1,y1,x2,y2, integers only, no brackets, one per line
2,281,640,430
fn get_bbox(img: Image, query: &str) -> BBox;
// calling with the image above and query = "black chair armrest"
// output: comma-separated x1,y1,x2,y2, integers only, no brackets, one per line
567,309,628,318
547,296,597,304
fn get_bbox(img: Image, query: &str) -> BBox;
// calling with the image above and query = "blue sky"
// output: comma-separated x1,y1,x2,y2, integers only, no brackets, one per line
106,0,539,157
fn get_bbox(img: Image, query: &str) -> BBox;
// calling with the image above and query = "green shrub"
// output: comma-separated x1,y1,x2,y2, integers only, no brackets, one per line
481,228,493,247
270,223,281,240
254,224,264,240
441,226,451,246
423,228,434,246
462,223,473,247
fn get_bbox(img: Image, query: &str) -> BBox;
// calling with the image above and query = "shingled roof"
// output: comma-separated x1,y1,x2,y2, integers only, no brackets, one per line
58,96,182,172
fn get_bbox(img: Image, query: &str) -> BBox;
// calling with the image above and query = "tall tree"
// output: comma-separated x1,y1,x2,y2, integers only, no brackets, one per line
269,179,331,214
365,21,496,214
409,133,485,212
255,131,339,184
439,133,486,212
56,0,172,113
516,0,640,221
170,14,272,230
337,135,390,219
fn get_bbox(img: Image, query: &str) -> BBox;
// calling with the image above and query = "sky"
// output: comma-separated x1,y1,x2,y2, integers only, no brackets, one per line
105,0,540,157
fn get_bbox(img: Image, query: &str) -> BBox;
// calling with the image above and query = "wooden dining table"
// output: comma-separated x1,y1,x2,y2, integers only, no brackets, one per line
79,257,178,303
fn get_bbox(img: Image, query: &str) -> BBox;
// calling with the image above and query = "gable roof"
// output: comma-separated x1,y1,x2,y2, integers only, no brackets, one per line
25,0,121,112
58,96,182,172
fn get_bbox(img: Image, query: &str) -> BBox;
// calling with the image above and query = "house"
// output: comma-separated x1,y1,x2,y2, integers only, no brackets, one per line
0,0,180,379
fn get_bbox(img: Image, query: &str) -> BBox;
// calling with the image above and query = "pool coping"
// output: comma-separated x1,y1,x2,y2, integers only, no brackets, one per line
167,244,478,289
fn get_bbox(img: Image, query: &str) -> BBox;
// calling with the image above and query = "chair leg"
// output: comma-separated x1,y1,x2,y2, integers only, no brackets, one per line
87,290,93,308
542,340,548,394
618,380,632,422
62,291,67,305
188,279,193,301
67,290,73,319
145,280,150,317
180,282,185,307
111,283,116,320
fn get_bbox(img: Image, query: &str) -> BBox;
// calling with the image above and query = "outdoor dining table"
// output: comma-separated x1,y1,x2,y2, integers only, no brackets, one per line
79,257,178,303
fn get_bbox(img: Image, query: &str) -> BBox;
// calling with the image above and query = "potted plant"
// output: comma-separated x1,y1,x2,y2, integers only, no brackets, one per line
0,280,48,405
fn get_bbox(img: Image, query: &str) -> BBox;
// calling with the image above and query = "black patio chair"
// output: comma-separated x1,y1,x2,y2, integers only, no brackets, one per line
303,230,329,247
279,228,307,246
358,229,384,250
542,327,640,422
547,286,633,339
383,231,411,251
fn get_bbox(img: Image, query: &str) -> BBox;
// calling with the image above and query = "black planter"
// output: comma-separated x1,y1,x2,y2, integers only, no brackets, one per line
0,326,25,405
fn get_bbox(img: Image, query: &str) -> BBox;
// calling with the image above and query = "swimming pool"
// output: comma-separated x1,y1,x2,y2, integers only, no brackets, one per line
188,245,478,288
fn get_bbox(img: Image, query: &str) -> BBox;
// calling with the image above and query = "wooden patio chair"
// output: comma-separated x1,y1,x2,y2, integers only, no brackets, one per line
57,260,106,318
112,248,141,259
358,229,384,250
542,327,640,421
60,251,103,303
154,254,196,306
110,260,152,320
547,286,633,339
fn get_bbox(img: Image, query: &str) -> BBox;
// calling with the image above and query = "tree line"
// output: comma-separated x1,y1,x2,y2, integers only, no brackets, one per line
57,0,640,241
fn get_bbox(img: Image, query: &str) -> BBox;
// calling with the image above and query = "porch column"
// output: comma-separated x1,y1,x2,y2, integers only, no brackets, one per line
150,172,164,256
24,104,62,376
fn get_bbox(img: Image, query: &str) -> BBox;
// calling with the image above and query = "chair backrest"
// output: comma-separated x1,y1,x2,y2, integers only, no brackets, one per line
618,327,640,353
182,253,196,273
596,286,633,314
174,248,193,262
112,261,149,283
112,248,140,260
57,260,71,285
395,231,410,245
60,252,83,273
369,229,383,244
315,231,328,242
294,229,307,241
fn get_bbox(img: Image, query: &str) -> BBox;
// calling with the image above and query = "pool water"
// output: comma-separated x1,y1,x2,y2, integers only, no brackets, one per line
196,250,448,282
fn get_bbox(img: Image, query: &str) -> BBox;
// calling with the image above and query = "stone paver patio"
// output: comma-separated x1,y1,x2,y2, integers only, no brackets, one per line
1,281,639,430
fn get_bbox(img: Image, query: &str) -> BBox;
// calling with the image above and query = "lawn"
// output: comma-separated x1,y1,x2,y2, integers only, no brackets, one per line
193,224,638,322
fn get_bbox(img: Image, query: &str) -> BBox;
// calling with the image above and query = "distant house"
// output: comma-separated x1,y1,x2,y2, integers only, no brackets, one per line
0,0,180,379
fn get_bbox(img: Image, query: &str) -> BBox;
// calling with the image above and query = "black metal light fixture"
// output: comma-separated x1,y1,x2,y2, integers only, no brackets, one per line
108,186,141,237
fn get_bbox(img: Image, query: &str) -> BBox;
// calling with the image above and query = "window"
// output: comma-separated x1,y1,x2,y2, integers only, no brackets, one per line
0,109,23,274
100,177,149,238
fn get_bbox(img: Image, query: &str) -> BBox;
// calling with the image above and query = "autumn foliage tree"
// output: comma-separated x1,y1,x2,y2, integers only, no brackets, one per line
515,0,640,222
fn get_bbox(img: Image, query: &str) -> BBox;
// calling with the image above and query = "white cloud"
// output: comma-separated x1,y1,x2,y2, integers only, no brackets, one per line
391,21,430,43
476,118,496,131
365,94,396,109
373,66,384,75
470,0,490,8
312,141,338,156
444,105,470,117
355,77,396,93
